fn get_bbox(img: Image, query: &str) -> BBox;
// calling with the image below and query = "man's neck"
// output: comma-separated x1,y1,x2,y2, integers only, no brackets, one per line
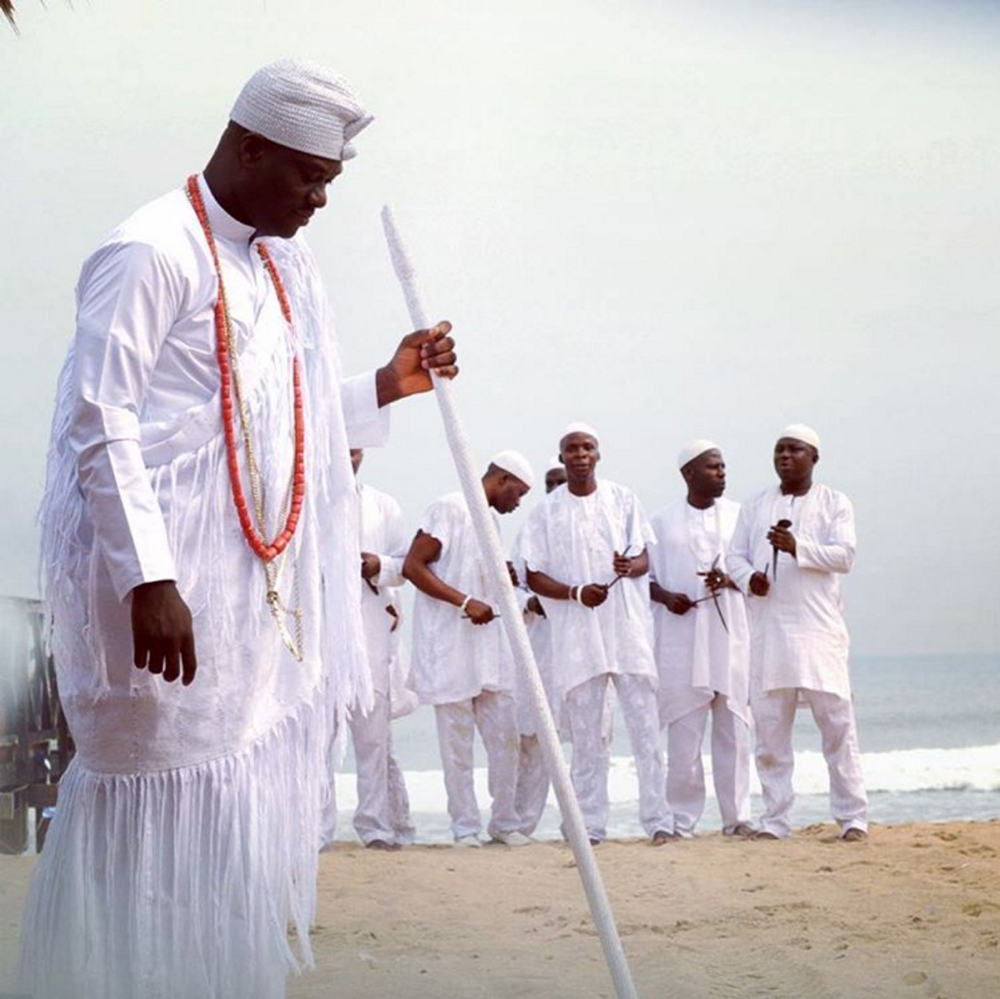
686,491,715,510
779,478,813,497
567,477,597,497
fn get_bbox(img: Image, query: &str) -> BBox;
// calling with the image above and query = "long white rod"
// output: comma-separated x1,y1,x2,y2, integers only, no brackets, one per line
381,206,640,999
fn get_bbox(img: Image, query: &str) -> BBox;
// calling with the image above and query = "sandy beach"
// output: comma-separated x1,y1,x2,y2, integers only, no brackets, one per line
1,820,997,998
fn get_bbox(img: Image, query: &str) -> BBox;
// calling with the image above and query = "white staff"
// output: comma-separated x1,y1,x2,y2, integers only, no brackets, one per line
381,206,640,999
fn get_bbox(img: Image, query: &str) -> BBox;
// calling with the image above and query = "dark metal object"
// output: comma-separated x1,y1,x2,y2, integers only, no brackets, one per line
772,519,792,580
0,596,74,854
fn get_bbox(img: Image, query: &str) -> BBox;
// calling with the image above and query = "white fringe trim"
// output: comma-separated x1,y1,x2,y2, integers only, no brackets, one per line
20,692,328,999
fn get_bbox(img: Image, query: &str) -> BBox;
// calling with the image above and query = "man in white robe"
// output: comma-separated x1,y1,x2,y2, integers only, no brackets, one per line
344,448,415,850
520,425,671,845
727,424,868,841
649,440,753,838
22,60,457,999
511,455,567,836
404,451,534,847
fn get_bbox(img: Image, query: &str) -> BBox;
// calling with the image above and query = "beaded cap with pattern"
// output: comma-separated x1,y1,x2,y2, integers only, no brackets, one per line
231,58,373,161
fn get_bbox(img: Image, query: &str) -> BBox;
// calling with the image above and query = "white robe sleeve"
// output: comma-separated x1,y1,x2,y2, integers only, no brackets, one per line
341,372,390,448
796,492,856,574
726,500,758,595
373,494,408,588
70,239,182,601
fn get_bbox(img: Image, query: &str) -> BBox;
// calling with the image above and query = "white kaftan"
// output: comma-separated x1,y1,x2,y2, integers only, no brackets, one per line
727,484,855,699
648,497,750,725
648,497,752,834
23,177,387,999
409,493,514,705
727,482,867,837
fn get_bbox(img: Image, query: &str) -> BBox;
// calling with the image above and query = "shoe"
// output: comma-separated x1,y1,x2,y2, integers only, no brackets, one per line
651,829,678,846
842,828,868,842
365,839,401,851
752,830,780,841
455,834,483,848
724,823,756,839
491,830,534,847
589,837,603,847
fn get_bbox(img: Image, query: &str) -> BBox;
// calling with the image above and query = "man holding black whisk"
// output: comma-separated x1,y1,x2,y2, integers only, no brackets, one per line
728,425,868,841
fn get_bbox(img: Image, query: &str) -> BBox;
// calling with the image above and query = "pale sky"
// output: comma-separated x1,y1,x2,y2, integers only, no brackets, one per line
2,0,998,656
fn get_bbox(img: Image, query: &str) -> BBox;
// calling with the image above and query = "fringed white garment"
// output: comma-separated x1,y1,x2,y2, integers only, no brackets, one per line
23,177,385,999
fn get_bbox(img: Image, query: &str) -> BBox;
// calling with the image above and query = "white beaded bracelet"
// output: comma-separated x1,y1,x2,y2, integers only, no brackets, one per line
571,586,584,605
459,595,472,614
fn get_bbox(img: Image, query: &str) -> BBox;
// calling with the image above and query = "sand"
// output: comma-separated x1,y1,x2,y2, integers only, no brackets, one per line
1,821,998,998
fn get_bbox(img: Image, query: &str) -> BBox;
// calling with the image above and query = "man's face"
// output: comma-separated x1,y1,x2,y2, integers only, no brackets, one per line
545,467,568,494
350,449,364,476
559,433,600,484
685,449,726,498
242,136,343,238
773,437,817,484
493,476,531,515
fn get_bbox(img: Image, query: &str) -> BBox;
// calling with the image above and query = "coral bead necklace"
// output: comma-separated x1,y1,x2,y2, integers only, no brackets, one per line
185,175,305,660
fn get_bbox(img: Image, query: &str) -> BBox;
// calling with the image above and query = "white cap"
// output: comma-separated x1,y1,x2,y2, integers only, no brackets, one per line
560,422,599,443
779,424,821,451
231,59,373,161
545,454,564,474
677,439,720,470
490,450,534,489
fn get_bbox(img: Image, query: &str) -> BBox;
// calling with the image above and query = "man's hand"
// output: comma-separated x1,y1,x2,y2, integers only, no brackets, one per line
526,595,546,618
464,598,495,625
664,591,695,615
579,583,609,609
613,551,634,578
767,523,797,557
361,552,381,581
507,560,520,587
131,580,197,686
749,571,771,597
376,321,457,406
702,568,736,594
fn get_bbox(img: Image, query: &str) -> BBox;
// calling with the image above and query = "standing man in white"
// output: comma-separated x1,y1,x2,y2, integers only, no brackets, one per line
511,454,568,837
649,441,753,838
344,448,415,850
520,424,672,846
728,424,868,841
404,451,535,847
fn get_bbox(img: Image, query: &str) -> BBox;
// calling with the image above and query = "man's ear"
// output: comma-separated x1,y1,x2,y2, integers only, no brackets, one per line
238,132,268,170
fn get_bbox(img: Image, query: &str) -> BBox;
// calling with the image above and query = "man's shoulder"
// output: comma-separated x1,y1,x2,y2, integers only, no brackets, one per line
812,483,853,511
717,496,742,516
649,496,685,525
82,187,199,276
362,482,402,511
598,479,638,503
425,491,467,516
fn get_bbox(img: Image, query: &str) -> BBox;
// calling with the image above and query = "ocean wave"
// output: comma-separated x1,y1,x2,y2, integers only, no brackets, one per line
333,743,1000,812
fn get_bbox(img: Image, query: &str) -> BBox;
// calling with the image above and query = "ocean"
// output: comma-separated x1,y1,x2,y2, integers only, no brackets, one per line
332,654,1000,842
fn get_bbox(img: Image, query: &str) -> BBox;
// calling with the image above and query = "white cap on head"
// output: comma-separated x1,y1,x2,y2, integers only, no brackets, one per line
490,450,534,489
560,422,599,443
779,423,821,451
231,58,373,161
545,454,564,474
677,439,720,470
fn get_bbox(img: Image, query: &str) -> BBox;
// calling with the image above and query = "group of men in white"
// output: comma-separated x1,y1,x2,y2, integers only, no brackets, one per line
341,420,868,850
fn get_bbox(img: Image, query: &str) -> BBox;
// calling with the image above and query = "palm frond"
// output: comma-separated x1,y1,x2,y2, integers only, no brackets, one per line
2,1,17,32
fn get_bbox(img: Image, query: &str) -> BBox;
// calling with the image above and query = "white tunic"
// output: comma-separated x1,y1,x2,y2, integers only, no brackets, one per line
357,482,411,704
409,492,514,705
648,497,750,724
517,479,657,703
23,177,387,999
727,483,856,699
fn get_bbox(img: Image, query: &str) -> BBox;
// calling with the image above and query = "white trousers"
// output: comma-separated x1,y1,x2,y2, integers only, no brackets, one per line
349,691,415,845
751,687,868,838
434,690,521,840
515,734,549,836
666,696,751,836
565,673,669,841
